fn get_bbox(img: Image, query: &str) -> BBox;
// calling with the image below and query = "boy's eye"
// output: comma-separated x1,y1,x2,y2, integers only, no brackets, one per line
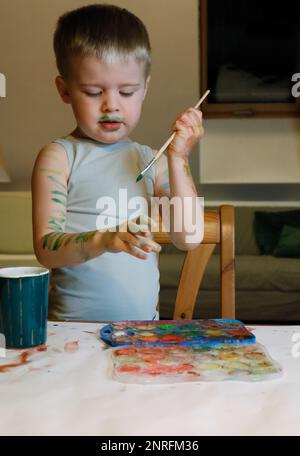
120,92,134,97
84,92,101,97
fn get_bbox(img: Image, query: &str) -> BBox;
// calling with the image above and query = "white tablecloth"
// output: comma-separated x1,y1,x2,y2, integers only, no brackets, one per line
0,322,300,436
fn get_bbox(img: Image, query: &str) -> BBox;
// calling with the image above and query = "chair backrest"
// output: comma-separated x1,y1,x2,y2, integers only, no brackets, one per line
154,205,235,319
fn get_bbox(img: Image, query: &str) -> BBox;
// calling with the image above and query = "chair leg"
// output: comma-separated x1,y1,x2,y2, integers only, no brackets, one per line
173,243,216,320
220,205,235,318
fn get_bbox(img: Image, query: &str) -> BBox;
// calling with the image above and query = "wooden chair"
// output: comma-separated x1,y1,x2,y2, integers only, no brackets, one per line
153,205,235,320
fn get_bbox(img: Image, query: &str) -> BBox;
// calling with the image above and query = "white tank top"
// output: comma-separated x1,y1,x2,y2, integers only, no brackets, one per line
48,135,160,321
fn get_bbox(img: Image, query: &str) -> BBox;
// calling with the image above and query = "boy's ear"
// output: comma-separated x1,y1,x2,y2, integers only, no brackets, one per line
143,76,151,100
55,76,72,104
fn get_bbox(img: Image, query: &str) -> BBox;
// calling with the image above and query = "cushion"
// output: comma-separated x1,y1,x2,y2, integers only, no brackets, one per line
254,210,300,254
159,253,300,292
273,225,300,258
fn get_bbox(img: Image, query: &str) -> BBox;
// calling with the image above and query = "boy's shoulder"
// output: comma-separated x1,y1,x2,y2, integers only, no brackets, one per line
39,139,68,155
34,140,69,168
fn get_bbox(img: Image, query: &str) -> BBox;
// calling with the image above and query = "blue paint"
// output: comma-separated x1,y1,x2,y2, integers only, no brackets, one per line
0,267,49,348
100,319,256,347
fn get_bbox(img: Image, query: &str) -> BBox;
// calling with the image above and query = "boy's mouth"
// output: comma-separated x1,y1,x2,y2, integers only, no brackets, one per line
99,115,124,132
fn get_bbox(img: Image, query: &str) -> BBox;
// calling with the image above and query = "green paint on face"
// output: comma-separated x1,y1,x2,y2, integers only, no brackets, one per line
99,114,123,123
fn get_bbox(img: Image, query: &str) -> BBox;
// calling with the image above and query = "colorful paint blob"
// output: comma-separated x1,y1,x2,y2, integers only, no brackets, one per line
100,319,256,347
101,319,282,383
111,343,282,383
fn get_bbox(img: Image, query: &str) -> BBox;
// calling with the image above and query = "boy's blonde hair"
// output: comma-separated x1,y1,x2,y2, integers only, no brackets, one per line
53,3,151,80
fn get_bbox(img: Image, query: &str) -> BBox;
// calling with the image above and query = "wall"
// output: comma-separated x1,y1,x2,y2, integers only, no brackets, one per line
0,0,299,204
0,0,199,190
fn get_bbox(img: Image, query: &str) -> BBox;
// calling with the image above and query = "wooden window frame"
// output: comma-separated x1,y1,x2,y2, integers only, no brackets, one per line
199,0,300,118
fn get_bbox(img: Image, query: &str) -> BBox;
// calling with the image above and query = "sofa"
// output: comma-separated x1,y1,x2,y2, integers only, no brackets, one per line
159,206,300,323
1,192,300,323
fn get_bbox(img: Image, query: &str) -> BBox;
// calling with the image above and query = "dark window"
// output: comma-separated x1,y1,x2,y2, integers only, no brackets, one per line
200,0,300,117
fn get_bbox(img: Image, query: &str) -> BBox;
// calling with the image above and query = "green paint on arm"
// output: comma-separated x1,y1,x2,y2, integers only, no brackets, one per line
42,230,96,263
47,175,67,191
51,197,67,207
48,220,64,232
51,190,67,198
52,234,65,250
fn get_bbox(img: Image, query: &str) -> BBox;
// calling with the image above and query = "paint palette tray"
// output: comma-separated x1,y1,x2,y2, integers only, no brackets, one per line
100,319,256,348
111,342,282,383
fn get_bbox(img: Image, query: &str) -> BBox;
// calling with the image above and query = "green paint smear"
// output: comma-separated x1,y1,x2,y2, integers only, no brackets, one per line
52,197,66,206
53,235,64,250
42,231,96,251
51,190,67,198
48,175,67,191
48,220,63,232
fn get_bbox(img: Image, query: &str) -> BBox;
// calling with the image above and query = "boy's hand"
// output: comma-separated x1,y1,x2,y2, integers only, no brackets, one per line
101,215,161,260
168,108,204,159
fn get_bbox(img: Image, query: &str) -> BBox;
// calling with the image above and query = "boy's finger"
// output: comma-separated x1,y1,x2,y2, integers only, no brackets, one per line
124,243,147,260
121,232,145,249
136,234,161,253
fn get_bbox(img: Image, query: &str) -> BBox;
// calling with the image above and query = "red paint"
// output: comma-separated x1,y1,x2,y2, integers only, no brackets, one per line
0,350,31,373
161,335,184,342
64,340,79,353
36,344,47,351
118,365,140,373
115,347,137,356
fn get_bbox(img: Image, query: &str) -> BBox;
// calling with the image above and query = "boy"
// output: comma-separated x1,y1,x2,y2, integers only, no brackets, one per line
31,4,204,321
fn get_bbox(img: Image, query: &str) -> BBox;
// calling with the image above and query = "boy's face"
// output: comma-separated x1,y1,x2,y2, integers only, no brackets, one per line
56,54,150,143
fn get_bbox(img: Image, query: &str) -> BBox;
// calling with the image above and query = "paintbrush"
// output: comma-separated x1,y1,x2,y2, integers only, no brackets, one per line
136,89,210,182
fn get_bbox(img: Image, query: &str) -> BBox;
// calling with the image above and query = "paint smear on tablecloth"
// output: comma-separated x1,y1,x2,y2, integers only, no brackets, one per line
64,340,79,352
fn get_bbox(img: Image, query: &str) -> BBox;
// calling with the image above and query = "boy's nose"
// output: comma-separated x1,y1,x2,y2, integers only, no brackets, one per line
101,92,119,112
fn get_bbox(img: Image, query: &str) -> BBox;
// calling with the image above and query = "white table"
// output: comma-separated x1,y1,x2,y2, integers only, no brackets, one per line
0,321,300,436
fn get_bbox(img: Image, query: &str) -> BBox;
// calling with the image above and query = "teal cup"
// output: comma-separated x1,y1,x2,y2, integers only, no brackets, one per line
0,267,49,348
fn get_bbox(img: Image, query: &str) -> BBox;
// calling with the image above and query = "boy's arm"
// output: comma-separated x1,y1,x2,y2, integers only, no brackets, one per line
154,108,204,250
32,144,159,269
